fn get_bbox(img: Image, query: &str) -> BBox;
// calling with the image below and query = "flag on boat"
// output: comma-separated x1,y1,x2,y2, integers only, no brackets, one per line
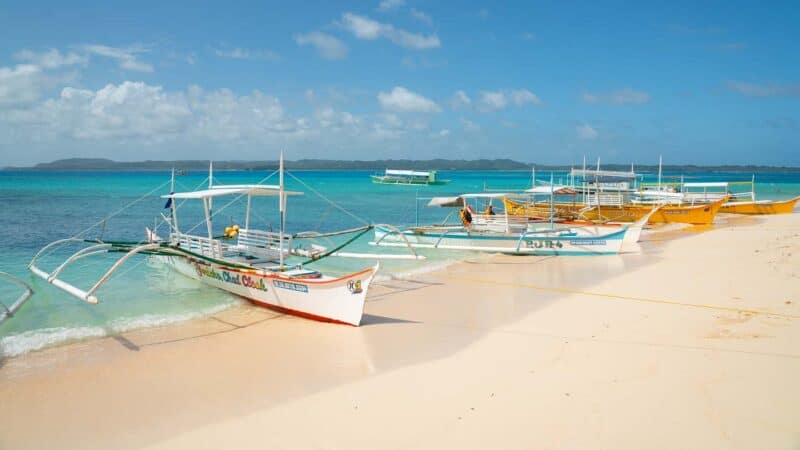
164,193,173,209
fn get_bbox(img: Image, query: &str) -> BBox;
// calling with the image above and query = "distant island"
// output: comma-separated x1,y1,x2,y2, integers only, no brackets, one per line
4,158,800,173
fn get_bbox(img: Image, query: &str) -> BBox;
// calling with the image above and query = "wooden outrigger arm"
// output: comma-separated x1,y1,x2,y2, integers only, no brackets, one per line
29,240,162,305
0,272,34,322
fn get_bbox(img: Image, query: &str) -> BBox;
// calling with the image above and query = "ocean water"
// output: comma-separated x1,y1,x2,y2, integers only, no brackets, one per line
1,169,798,357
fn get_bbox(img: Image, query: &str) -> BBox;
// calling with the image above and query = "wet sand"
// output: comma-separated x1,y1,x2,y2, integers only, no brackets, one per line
1,213,798,449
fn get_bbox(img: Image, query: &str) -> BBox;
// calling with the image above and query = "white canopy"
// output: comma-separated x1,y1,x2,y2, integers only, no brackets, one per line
459,193,512,199
427,196,464,207
386,169,431,177
525,185,578,195
683,182,729,188
162,186,303,199
570,169,637,179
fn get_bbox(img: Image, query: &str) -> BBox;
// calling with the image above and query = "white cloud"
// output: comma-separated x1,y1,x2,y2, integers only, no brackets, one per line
6,81,308,143
341,12,441,49
520,32,535,41
582,88,650,104
377,0,405,11
214,47,280,61
726,80,800,97
377,86,441,113
461,118,480,132
314,106,360,130
81,44,153,72
477,89,541,111
14,49,87,69
0,64,47,106
410,9,433,26
438,129,450,137
510,89,541,106
479,91,508,111
577,124,598,140
478,9,489,18
294,32,348,60
450,90,471,109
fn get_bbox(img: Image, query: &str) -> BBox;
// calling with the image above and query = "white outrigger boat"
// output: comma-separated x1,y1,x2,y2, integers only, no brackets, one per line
27,154,417,326
373,191,655,255
371,169,449,186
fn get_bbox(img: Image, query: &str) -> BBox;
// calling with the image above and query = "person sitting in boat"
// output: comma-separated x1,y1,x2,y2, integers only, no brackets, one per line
484,204,496,215
460,206,473,227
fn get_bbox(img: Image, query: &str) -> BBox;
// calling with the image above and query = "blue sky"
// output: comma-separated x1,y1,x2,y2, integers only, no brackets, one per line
1,0,798,166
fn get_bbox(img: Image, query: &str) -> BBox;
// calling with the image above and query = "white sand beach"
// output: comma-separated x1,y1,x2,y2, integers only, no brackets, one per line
1,213,798,449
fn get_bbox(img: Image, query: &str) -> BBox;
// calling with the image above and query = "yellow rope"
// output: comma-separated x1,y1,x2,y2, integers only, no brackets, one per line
436,273,799,320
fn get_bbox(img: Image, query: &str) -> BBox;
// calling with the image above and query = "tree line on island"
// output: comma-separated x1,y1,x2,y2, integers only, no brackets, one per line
4,157,799,173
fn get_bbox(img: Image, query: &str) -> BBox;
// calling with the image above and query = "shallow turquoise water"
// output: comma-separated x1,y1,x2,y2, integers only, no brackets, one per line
1,169,798,356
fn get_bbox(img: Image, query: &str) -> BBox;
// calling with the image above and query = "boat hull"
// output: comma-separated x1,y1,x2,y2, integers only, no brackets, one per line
719,196,800,215
162,255,377,326
373,226,628,255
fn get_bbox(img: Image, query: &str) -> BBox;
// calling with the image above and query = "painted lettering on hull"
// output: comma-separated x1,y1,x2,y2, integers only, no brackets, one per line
273,280,309,293
194,263,269,291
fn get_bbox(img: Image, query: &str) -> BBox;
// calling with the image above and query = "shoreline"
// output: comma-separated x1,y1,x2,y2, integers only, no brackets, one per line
1,213,798,449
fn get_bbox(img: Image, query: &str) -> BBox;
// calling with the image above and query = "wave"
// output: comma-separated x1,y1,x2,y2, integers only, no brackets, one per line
0,300,240,358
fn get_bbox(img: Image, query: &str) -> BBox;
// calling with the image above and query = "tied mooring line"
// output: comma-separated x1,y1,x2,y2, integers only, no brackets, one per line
436,274,799,320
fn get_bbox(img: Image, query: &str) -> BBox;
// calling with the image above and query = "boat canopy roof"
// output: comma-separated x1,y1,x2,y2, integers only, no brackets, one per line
427,196,464,207
162,185,303,199
570,168,637,179
460,193,511,199
386,169,431,177
525,185,578,195
683,182,728,188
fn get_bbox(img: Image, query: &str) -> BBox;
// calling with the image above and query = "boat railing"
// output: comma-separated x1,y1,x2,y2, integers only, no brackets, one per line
172,233,224,259
586,192,624,207
234,228,291,260
471,214,528,233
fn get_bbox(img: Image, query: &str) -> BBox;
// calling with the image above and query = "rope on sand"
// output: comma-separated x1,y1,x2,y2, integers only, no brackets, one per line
436,274,799,320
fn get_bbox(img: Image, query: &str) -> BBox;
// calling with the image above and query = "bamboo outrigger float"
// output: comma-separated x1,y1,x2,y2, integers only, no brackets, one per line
27,153,421,326
0,272,33,323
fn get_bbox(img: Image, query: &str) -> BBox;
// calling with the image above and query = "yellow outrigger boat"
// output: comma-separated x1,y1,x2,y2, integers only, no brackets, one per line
719,196,800,215
503,197,725,225
680,180,799,215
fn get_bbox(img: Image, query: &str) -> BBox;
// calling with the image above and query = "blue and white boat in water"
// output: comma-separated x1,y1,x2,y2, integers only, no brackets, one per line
372,191,654,255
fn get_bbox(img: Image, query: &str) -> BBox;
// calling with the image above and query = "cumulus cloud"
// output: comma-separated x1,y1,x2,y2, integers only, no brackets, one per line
80,44,153,72
14,48,87,69
438,129,450,137
214,47,280,61
477,89,541,111
576,124,598,140
5,81,309,143
582,88,651,104
0,65,46,106
450,90,471,110
726,80,800,97
294,32,348,60
377,0,404,11
510,89,541,106
410,9,433,26
377,86,441,113
340,12,441,49
479,91,508,111
314,106,360,130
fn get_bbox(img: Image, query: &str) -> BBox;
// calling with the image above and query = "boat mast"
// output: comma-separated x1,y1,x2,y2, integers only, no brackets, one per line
657,155,662,193
170,167,179,233
279,151,285,269
549,172,555,230
204,161,214,240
